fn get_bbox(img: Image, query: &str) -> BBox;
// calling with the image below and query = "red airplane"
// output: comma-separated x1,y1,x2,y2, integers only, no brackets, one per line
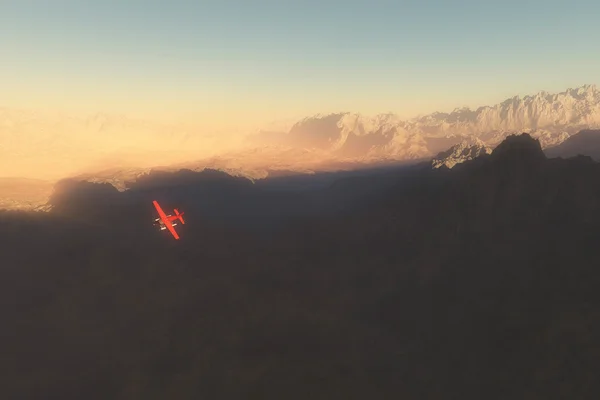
152,200,185,240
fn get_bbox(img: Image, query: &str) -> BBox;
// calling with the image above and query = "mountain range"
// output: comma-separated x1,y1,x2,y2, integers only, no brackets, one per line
249,84,600,158
2,84,600,210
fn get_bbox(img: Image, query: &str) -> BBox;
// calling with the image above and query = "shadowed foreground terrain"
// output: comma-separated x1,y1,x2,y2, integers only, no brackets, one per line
2,134,600,399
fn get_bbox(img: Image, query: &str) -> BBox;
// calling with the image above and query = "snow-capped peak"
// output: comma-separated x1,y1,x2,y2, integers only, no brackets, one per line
280,84,600,164
431,139,492,169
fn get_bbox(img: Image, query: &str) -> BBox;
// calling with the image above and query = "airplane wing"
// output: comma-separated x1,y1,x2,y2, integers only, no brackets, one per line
164,219,180,240
153,200,180,240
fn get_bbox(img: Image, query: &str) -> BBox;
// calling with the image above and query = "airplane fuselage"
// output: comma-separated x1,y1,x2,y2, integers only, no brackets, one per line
152,201,185,239
153,215,178,230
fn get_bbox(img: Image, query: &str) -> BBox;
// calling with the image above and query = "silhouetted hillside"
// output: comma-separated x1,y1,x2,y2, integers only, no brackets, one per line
545,129,600,160
2,133,600,399
48,166,421,237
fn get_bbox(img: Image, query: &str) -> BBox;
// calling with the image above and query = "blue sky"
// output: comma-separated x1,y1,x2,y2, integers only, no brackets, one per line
1,0,599,128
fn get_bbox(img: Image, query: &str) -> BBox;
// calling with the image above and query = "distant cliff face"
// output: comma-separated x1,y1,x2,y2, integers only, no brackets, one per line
262,84,600,160
411,84,600,138
431,138,492,169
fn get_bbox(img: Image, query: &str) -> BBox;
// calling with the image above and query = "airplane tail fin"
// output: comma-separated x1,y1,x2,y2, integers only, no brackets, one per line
174,209,185,224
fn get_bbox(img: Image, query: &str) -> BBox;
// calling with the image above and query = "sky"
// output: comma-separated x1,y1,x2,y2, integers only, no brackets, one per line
1,0,599,131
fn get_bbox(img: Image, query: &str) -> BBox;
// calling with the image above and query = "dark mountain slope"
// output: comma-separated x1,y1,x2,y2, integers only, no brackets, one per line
545,129,600,160
278,133,600,397
2,134,600,399
47,165,422,238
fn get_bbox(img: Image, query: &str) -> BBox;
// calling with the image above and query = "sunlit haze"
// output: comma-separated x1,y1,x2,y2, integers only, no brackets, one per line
1,0,600,183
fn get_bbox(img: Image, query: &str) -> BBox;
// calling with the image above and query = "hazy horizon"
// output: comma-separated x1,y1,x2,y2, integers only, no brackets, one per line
2,1,600,185
1,81,599,184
